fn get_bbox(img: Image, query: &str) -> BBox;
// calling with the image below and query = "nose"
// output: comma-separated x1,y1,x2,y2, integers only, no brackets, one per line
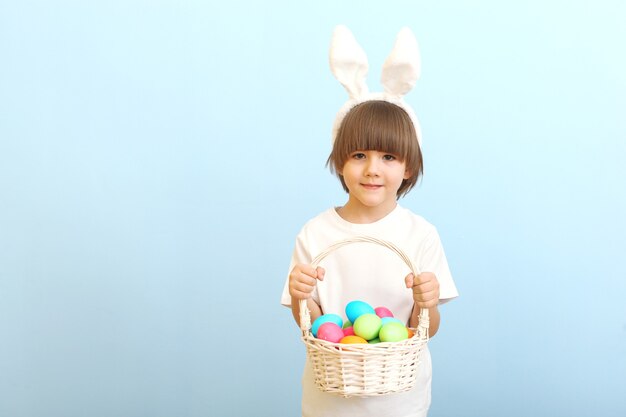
364,156,380,177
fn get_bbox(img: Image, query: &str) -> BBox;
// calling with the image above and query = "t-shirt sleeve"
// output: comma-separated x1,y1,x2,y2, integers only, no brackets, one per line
417,227,459,304
280,232,320,308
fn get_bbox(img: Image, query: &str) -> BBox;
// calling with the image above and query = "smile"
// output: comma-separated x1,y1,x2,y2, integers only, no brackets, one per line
361,184,382,190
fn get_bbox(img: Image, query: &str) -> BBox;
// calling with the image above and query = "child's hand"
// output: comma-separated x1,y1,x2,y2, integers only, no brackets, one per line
405,272,440,309
289,264,325,300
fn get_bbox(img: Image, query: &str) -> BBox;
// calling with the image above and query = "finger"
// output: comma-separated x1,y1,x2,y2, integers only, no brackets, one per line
413,274,439,294
415,297,439,309
291,289,312,300
290,270,317,289
412,280,438,294
301,275,318,288
413,287,439,307
412,288,439,303
299,264,320,278
405,273,414,288
315,266,326,281
415,300,438,309
290,281,315,299
413,272,436,286
412,281,439,296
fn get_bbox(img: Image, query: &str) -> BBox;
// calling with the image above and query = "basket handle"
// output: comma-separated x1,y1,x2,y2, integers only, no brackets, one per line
298,235,430,338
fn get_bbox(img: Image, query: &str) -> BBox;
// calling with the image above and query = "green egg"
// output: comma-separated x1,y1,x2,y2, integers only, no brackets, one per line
353,313,382,341
379,322,409,342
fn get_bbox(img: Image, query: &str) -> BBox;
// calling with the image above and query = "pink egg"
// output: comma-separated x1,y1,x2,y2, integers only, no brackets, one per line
343,326,355,337
375,306,394,318
317,322,344,343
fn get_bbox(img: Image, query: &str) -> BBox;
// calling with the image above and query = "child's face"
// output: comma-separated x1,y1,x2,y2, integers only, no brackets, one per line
339,150,410,213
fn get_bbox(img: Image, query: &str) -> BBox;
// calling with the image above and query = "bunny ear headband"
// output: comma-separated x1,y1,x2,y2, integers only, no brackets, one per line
330,25,423,146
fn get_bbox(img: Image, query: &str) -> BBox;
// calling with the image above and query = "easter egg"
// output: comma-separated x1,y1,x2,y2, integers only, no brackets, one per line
407,328,415,338
311,314,343,337
340,335,368,344
379,322,409,342
343,326,355,337
368,337,381,344
374,306,394,318
345,300,375,324
317,322,344,343
381,317,404,326
353,313,382,341
342,320,352,329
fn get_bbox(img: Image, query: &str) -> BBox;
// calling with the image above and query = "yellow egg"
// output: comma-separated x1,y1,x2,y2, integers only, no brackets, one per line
340,335,368,344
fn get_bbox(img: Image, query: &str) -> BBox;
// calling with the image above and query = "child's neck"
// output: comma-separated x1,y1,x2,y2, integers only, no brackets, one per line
336,200,397,224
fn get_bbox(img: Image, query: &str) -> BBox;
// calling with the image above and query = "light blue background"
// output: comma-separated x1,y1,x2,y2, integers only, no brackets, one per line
1,1,625,416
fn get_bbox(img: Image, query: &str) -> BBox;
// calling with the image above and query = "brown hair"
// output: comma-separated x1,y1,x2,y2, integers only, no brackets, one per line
326,100,423,198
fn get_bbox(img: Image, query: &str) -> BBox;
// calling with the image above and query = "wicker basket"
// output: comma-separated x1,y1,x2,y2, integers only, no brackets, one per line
299,235,430,397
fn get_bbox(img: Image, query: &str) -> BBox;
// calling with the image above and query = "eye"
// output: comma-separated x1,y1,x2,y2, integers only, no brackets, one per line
351,152,366,160
382,154,397,161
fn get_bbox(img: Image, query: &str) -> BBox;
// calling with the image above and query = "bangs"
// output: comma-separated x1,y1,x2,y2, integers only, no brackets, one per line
342,105,411,159
334,101,417,163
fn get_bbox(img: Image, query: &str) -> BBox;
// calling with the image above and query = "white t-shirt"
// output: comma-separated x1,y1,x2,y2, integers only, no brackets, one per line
281,205,458,417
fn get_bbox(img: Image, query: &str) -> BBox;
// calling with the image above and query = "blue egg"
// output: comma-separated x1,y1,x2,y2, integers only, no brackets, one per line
311,314,343,337
381,317,404,326
345,300,375,324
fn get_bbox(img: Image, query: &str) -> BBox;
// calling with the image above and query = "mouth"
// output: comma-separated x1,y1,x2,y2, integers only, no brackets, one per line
361,183,382,190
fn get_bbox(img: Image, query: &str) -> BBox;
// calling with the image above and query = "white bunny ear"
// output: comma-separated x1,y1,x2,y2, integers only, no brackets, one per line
329,25,369,99
381,27,421,98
